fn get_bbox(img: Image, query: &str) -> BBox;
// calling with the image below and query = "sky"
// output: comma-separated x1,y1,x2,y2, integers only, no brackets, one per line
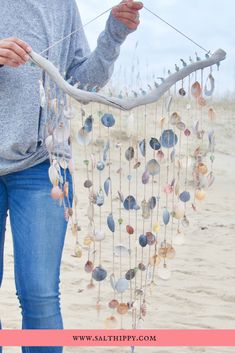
77,0,235,97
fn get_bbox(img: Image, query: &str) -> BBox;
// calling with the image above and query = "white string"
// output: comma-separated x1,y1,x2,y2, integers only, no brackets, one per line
39,4,210,56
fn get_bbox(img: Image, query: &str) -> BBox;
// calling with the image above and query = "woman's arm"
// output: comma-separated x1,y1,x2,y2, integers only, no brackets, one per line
65,1,143,90
0,37,31,67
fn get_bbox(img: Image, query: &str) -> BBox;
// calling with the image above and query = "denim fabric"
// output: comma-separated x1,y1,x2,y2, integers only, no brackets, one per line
0,159,73,352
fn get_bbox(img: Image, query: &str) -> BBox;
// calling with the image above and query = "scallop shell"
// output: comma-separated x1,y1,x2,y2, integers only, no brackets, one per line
117,303,129,315
123,195,137,210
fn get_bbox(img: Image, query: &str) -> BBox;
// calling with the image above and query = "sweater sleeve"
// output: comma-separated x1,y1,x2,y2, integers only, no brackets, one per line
65,3,134,90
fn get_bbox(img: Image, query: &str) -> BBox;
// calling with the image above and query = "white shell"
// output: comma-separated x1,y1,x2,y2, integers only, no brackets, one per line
94,230,105,241
48,165,60,185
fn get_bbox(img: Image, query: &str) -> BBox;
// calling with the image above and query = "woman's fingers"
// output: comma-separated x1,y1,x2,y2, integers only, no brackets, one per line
112,1,143,30
0,37,32,67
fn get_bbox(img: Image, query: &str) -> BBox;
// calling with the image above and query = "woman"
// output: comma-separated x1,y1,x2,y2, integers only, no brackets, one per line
0,0,143,352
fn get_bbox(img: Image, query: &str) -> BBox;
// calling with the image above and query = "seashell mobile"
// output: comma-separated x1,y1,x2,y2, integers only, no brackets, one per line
29,5,226,334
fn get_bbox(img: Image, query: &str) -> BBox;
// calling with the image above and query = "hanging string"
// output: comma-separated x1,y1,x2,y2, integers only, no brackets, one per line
39,4,210,56
143,6,210,54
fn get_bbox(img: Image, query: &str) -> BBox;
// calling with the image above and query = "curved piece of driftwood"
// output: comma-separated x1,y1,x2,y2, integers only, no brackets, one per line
29,49,226,111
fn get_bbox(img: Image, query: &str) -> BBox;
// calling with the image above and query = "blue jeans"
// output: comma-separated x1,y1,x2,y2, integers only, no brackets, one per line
0,159,73,353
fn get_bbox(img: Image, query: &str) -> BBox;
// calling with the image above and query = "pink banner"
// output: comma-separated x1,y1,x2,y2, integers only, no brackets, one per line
0,330,235,346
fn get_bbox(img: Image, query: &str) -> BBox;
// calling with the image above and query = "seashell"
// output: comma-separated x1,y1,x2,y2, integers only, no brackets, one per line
139,139,146,157
96,189,104,207
195,189,206,201
87,204,94,222
182,215,190,228
184,128,191,137
118,191,124,203
142,170,150,184
74,243,83,258
179,88,186,96
164,183,173,194
125,268,137,281
51,186,63,200
157,266,172,280
176,121,186,131
134,161,141,169
170,112,181,125
110,273,116,290
94,230,105,241
156,150,164,162
207,172,215,187
117,303,129,315
63,182,69,198
97,161,105,171
163,208,170,225
115,278,129,293
208,107,216,120
191,81,202,98
45,135,53,152
84,180,93,189
149,254,161,266
104,177,111,196
114,245,130,257
84,115,93,133
123,195,137,210
77,127,92,146
149,138,161,151
107,213,115,233
103,141,110,162
172,203,185,219
204,73,215,96
197,96,207,107
138,263,146,271
153,222,161,233
125,147,135,161
59,159,68,170
101,113,115,128
196,163,208,175
146,232,156,246
48,165,60,185
139,234,148,247
148,196,157,210
108,299,119,309
39,80,46,108
83,236,93,246
160,130,178,148
84,260,94,273
141,200,150,219
179,191,191,203
92,266,107,282
105,316,118,329
146,159,160,176
126,225,134,235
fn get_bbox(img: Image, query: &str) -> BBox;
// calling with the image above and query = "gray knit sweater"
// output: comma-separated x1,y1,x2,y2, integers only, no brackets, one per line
0,0,132,176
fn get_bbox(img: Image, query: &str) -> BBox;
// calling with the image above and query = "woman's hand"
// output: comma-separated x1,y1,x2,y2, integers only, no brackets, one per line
0,37,32,68
112,0,143,31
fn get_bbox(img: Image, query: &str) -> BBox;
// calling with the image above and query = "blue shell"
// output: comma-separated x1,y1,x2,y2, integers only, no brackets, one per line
103,142,110,162
179,191,191,203
84,115,93,133
160,130,178,148
139,139,146,157
92,266,107,282
96,190,104,207
107,213,115,233
139,234,148,247
124,195,137,210
97,161,105,171
150,138,161,150
104,177,111,196
163,208,170,225
101,113,115,128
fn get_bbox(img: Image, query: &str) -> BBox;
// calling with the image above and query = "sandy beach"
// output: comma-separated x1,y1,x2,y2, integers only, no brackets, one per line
1,99,235,353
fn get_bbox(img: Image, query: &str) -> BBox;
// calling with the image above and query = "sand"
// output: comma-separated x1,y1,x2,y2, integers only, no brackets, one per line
1,99,235,353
